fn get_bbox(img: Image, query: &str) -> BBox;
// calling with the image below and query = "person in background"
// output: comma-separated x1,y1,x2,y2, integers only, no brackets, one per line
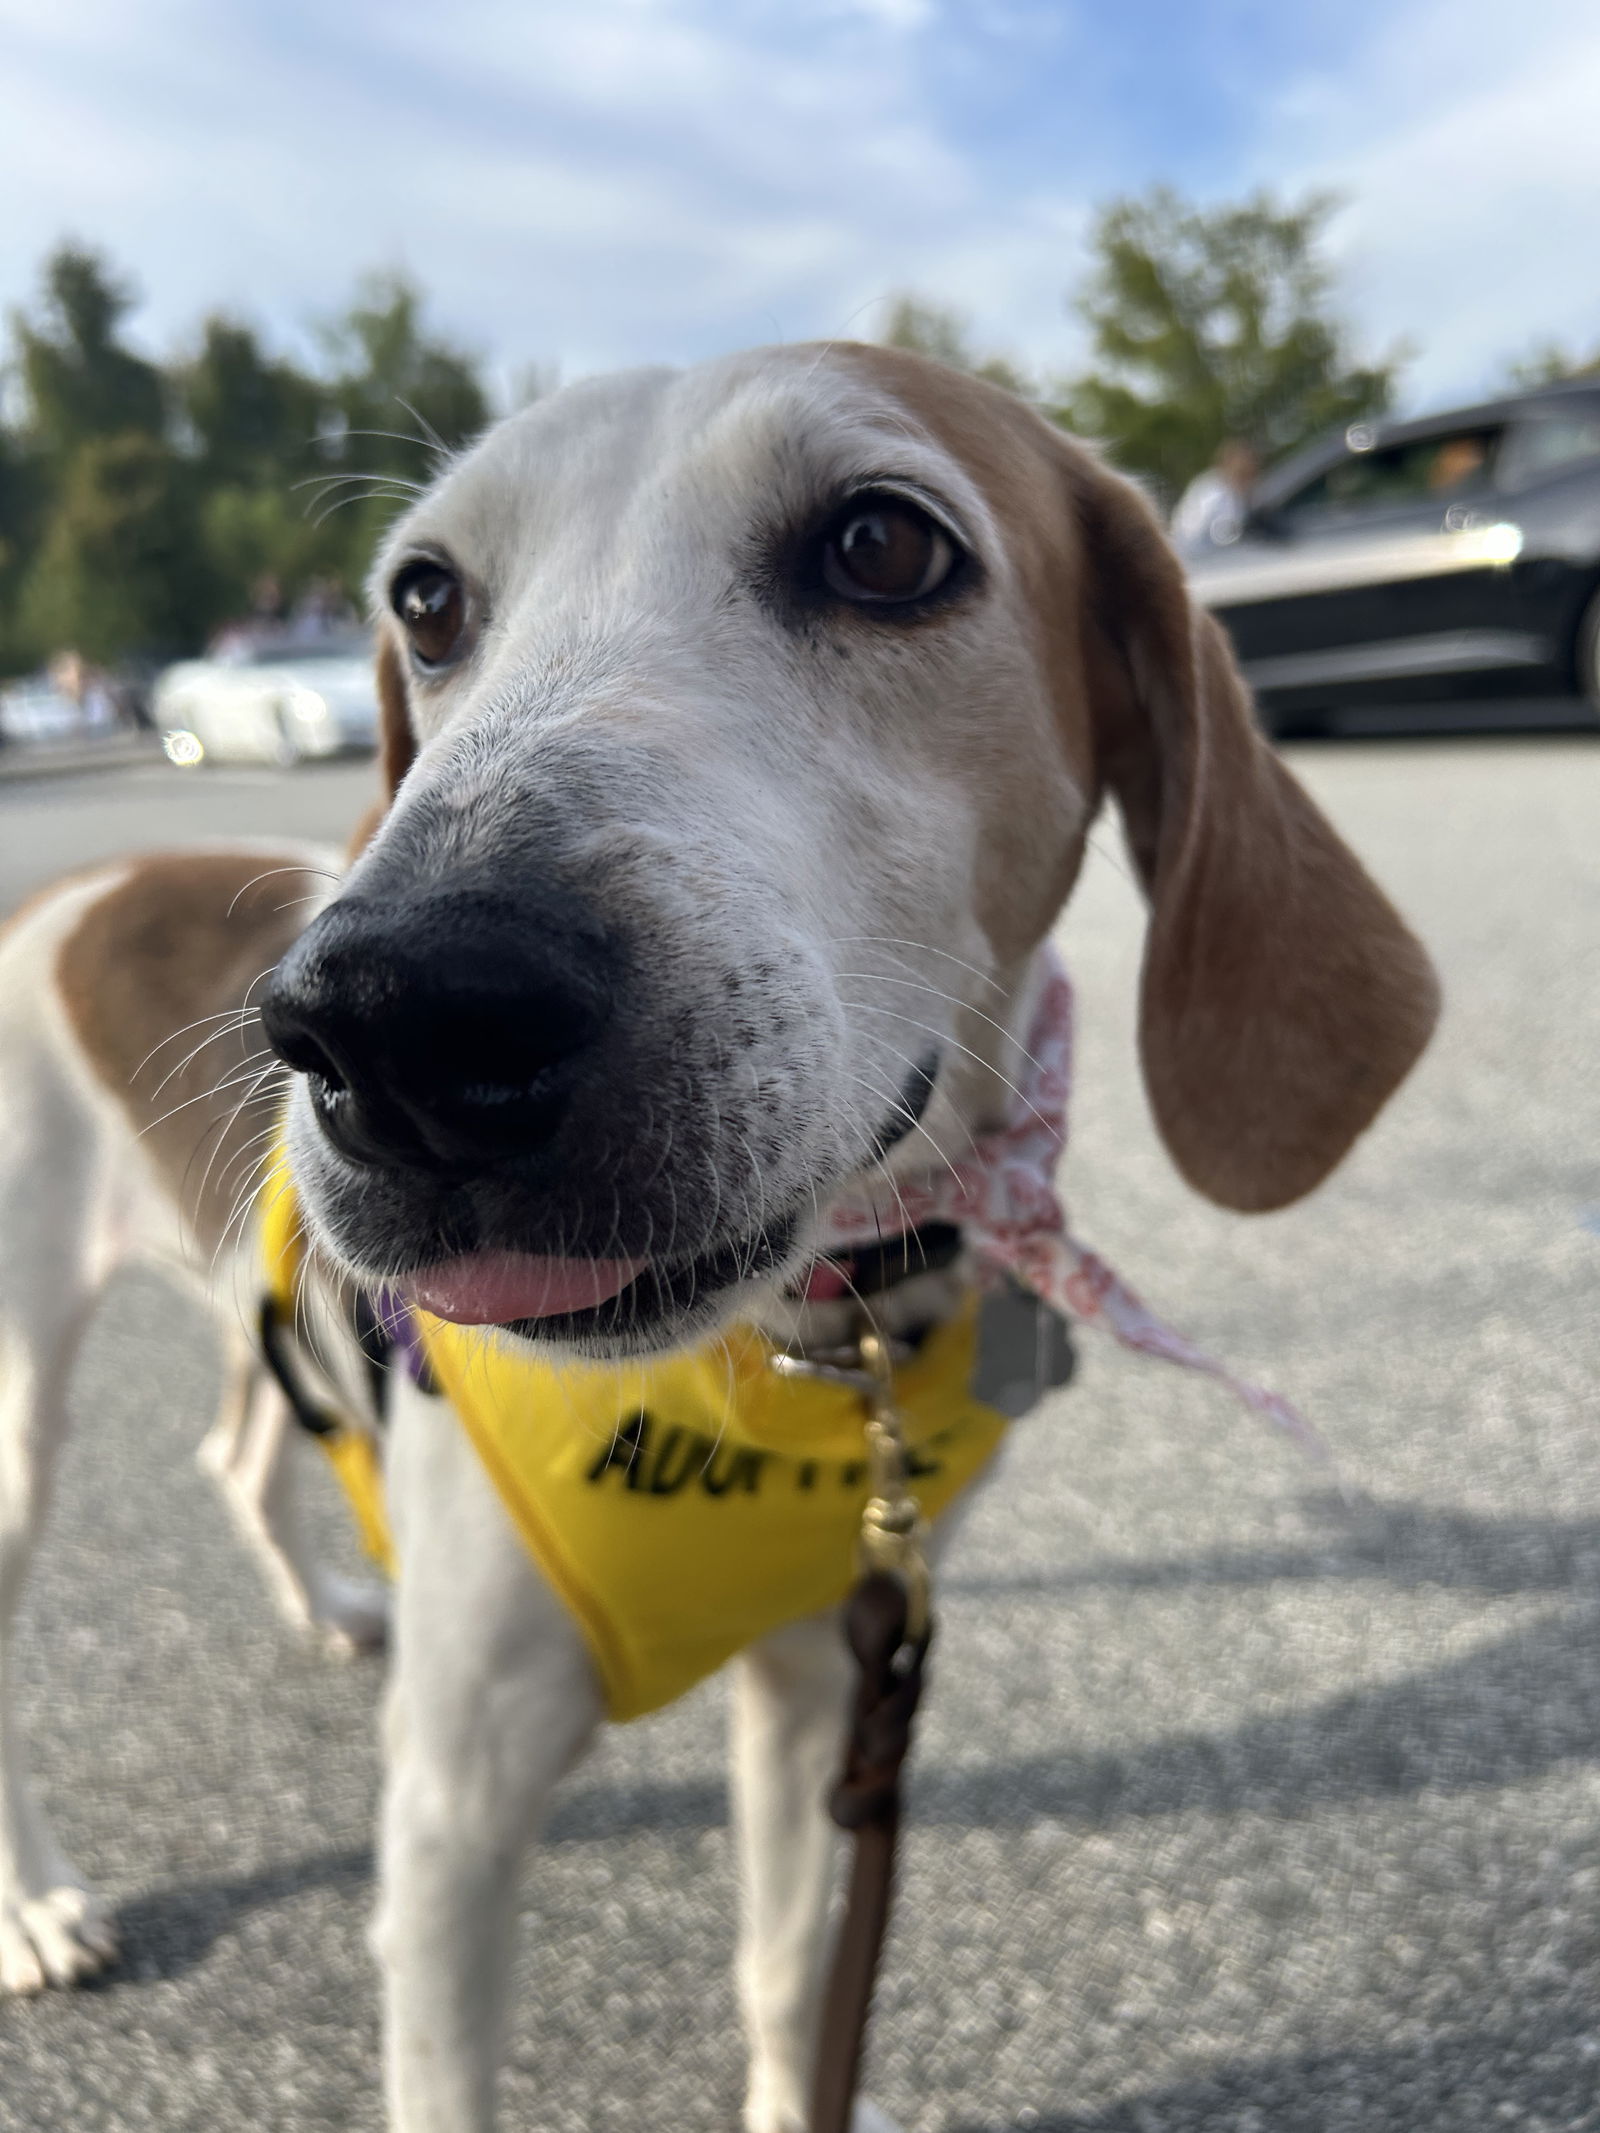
1171,437,1261,552
208,573,288,662
47,650,117,734
1426,436,1488,496
286,576,358,645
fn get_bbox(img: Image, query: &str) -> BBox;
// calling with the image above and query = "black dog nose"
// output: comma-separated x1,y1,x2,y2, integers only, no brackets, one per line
261,887,617,1175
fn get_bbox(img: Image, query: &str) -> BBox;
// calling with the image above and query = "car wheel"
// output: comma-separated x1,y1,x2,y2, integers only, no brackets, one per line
1264,704,1333,743
1577,585,1600,715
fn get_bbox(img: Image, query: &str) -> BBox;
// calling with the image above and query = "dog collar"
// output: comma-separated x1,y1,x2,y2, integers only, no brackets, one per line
787,1220,964,1305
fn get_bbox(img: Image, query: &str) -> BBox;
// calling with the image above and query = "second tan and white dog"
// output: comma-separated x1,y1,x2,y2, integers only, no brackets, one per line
0,344,1438,2131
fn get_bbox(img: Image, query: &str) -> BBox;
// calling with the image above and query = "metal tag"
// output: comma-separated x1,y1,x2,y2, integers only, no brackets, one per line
971,1279,1076,1419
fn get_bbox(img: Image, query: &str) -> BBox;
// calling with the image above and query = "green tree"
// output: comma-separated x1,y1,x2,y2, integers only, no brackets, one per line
5,246,202,670
12,245,166,457
180,317,326,486
878,294,1031,395
175,317,350,623
320,273,489,475
1505,338,1600,389
18,432,219,664
0,430,48,671
1055,188,1402,503
174,280,494,631
0,247,503,673
312,273,492,599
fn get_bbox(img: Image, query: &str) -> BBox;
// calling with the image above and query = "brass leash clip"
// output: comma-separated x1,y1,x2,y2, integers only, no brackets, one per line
807,1317,936,2133
855,1322,930,1648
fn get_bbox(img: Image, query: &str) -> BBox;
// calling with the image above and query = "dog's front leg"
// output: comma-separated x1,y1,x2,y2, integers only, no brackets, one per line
197,1337,387,1655
729,1613,854,2133
732,1613,907,2133
375,1375,603,2133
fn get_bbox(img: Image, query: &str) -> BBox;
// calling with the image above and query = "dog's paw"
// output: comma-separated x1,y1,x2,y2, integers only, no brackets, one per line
313,1573,390,1658
0,1881,118,1995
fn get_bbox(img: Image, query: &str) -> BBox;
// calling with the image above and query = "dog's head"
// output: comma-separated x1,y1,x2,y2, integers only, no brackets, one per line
262,343,1438,1353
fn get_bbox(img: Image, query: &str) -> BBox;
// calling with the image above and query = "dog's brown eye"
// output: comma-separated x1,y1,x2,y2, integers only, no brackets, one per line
822,498,957,604
392,562,465,665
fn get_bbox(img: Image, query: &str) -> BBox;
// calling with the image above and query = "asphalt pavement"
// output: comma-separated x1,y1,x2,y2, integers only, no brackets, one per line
1,735,1598,2131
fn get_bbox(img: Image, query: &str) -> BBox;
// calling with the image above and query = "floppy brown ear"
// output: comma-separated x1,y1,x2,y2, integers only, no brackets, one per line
376,627,417,799
1075,461,1440,1212
348,629,418,860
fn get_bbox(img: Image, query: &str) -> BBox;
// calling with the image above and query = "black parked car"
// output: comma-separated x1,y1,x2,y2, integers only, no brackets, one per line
1184,379,1600,734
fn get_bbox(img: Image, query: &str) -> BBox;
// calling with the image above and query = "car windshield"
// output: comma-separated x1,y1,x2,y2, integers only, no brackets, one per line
1279,428,1502,525
1497,405,1600,488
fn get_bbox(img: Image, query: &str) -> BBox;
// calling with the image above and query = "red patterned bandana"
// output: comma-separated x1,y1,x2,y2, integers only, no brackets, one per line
814,947,1323,1459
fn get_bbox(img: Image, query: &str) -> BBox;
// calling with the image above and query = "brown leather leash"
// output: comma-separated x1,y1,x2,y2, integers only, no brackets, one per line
774,1324,933,2133
811,1566,930,2133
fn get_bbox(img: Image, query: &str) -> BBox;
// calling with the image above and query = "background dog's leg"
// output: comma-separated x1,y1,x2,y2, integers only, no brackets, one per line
375,1375,603,2132
197,1332,387,1655
732,1611,907,2133
0,1152,118,1994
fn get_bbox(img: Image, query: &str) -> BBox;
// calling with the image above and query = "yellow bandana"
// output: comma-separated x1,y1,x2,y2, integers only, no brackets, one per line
260,1163,1007,1721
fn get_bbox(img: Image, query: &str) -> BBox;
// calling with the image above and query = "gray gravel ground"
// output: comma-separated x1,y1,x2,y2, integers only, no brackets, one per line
0,736,1598,2131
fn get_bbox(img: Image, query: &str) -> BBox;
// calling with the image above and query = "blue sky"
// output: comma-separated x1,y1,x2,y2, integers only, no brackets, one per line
2,0,1597,417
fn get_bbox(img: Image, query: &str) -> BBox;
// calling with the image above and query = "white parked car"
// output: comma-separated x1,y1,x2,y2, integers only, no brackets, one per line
153,632,378,766
0,673,121,747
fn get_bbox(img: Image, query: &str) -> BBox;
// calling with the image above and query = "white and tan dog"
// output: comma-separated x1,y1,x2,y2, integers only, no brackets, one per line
0,344,1438,2131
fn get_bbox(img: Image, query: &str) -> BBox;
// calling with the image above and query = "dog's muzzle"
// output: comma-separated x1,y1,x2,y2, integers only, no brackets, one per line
258,881,811,1343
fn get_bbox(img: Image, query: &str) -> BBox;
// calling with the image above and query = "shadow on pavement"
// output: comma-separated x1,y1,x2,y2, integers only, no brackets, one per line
546,1495,1600,1837
947,1999,1600,2130
912,1598,1600,1824
946,1491,1600,1600
103,1845,372,1986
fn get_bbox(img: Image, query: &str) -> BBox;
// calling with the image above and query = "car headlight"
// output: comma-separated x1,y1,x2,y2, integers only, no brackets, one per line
284,686,331,726
162,728,205,767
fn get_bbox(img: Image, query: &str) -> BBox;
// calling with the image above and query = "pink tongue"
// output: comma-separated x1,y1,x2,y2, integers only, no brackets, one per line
405,1250,648,1324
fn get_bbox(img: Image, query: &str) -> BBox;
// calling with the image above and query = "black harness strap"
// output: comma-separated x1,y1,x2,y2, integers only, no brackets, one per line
351,1291,395,1423
259,1289,395,1440
257,1293,342,1439
782,1221,965,1307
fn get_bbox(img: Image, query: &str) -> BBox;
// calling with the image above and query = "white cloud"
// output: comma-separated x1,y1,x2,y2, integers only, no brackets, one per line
0,0,1086,392
0,0,1595,423
1261,0,1600,409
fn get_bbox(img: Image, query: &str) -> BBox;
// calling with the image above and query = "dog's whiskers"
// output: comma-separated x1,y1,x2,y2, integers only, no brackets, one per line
225,870,338,921
844,1070,964,1195
194,1065,286,1242
142,1012,256,1101
841,1001,1058,1141
826,933,1006,997
141,1051,277,1138
836,970,1046,1081
131,1006,255,1083
190,1062,286,1246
